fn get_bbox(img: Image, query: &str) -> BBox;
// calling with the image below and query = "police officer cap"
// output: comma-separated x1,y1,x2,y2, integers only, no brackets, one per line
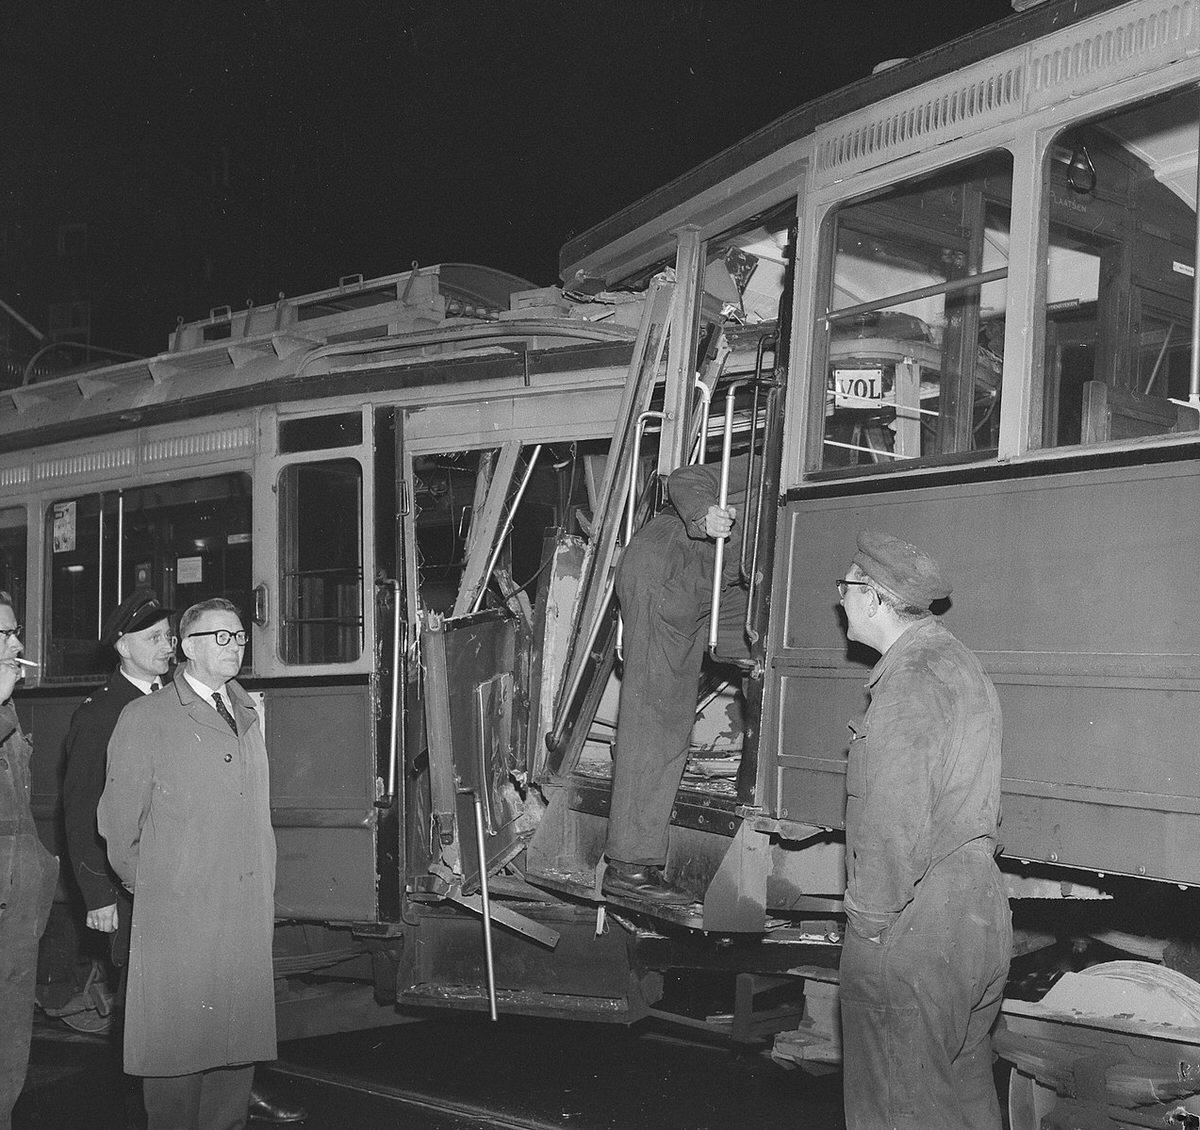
101,588,173,647
853,530,951,610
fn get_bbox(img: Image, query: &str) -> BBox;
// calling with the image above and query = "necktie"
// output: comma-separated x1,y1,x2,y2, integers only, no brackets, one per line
150,681,161,692
212,692,238,736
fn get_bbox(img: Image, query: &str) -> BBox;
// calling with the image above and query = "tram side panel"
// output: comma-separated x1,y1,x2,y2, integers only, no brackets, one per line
772,456,1200,886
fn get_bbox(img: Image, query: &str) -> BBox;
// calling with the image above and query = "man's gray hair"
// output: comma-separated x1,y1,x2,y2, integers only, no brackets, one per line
180,597,241,639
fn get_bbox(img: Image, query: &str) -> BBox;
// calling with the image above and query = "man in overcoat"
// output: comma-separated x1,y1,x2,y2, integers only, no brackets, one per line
837,531,1011,1130
0,593,58,1130
99,598,276,1130
604,455,752,905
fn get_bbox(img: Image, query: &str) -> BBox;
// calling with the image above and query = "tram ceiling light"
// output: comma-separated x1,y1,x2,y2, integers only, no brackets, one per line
1066,145,1097,195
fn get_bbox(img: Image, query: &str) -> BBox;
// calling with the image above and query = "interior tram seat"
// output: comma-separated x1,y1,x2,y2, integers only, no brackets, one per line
1081,380,1200,444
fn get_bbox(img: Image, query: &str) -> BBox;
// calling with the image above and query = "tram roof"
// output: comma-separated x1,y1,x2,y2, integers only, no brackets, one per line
558,0,1123,286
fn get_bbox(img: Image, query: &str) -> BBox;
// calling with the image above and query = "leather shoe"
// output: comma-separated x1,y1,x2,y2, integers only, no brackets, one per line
602,860,695,906
248,1085,307,1123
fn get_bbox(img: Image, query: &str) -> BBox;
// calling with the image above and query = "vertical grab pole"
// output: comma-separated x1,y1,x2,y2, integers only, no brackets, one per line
116,491,125,604
466,788,498,1021
375,579,403,806
707,387,737,651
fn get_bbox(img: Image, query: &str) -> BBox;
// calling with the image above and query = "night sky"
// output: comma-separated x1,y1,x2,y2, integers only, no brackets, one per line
5,1,1015,356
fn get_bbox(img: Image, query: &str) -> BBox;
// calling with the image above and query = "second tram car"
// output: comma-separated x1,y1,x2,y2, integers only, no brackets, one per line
18,0,1200,1124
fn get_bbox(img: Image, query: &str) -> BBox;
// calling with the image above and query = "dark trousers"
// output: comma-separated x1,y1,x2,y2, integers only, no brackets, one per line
840,842,1012,1130
143,1064,254,1130
0,839,58,1130
607,518,748,865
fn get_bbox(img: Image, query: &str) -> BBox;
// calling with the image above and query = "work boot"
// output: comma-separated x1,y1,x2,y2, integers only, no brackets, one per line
602,860,695,906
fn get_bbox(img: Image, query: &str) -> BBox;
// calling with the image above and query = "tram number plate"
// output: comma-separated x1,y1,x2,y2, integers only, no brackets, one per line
834,368,886,409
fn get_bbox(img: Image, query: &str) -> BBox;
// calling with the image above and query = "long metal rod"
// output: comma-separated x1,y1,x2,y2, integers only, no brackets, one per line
386,580,402,799
96,506,105,638
469,445,542,615
469,789,498,1021
116,492,125,605
826,267,1008,326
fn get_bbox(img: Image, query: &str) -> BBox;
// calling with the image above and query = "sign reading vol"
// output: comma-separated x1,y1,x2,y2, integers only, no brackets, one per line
833,367,887,409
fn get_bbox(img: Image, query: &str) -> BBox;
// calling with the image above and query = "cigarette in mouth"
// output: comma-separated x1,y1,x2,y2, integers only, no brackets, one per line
12,658,39,667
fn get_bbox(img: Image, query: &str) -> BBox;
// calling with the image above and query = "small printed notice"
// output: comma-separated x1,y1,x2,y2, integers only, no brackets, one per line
833,368,886,409
52,501,76,553
228,532,251,545
1173,261,1196,278
176,555,204,585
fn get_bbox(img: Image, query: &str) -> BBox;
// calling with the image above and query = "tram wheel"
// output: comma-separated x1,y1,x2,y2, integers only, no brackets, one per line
1007,959,1200,1130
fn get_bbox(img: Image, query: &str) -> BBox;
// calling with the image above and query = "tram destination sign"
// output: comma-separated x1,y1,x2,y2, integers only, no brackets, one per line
833,367,886,410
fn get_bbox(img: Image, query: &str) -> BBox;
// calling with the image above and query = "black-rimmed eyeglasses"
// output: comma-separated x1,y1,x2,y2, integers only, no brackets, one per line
186,630,248,647
0,624,22,640
835,580,873,598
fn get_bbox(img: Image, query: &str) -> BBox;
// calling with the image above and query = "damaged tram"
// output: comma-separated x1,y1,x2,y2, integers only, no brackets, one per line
17,0,1200,1122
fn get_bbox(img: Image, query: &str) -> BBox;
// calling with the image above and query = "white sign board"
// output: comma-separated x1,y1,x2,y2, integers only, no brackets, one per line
833,368,886,409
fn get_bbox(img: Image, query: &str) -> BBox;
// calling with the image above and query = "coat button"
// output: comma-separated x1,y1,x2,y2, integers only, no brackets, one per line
224,754,232,763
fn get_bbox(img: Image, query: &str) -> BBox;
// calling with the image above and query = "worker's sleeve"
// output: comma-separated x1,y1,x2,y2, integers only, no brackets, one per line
844,665,950,941
667,455,751,540
96,710,154,892
62,710,118,910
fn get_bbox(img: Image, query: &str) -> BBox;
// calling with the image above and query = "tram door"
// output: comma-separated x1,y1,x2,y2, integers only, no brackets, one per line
396,389,621,894
252,405,382,923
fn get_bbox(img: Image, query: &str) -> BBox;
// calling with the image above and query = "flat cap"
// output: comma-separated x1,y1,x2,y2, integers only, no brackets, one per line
853,530,951,610
101,588,173,647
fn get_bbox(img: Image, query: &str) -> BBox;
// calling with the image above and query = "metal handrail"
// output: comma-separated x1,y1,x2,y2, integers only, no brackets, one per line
376,579,403,806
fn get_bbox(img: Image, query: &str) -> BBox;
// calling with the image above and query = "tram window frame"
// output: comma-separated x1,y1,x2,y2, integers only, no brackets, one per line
45,474,253,682
1035,87,1200,451
277,457,365,666
807,149,1013,477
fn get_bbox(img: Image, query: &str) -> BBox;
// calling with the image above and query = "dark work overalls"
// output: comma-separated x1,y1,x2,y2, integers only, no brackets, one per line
605,458,752,866
840,618,1012,1130
0,704,59,1130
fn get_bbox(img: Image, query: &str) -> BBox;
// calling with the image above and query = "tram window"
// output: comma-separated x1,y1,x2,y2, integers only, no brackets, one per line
0,508,26,636
414,450,496,614
815,151,1011,471
1040,89,1200,448
413,441,605,615
279,412,363,454
278,459,364,664
47,475,253,681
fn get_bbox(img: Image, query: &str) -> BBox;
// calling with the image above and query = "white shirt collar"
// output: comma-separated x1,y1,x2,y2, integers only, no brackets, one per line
121,670,160,696
183,668,230,710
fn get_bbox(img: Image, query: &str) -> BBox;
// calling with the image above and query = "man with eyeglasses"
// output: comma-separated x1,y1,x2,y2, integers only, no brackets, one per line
99,598,285,1130
0,593,58,1130
836,532,1010,1130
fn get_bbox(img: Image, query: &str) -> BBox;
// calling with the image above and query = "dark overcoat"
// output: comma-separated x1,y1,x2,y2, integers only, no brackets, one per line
97,666,276,1077
63,670,143,912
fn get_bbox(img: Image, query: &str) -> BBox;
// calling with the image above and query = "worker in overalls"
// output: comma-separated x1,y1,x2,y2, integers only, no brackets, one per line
603,456,753,905
837,530,1011,1130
